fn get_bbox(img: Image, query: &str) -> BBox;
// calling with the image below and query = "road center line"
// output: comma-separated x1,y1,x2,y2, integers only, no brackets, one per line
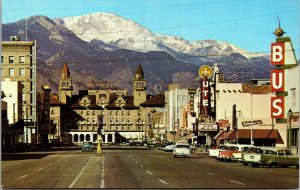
68,156,93,188
230,180,245,185
205,172,213,175
135,161,139,164
18,175,28,179
158,179,168,185
37,168,43,171
140,165,144,168
146,170,152,174
100,156,105,188
49,163,53,166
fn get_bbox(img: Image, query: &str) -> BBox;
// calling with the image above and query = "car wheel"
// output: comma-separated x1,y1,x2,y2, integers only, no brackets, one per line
252,164,259,167
174,155,176,158
296,165,299,169
269,162,277,168
242,163,248,166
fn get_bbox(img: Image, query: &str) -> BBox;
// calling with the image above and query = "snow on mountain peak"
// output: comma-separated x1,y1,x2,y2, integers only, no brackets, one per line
61,12,264,59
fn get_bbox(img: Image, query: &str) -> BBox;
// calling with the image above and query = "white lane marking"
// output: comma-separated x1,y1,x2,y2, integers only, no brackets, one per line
100,156,105,188
146,170,152,175
68,156,93,188
135,161,139,164
167,159,171,161
140,165,144,168
37,168,43,171
177,162,182,164
205,172,213,175
158,179,168,185
49,163,53,166
18,175,28,179
230,180,245,185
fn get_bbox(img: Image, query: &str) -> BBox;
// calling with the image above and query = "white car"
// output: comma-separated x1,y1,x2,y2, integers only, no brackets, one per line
242,147,278,166
173,143,191,158
164,144,176,152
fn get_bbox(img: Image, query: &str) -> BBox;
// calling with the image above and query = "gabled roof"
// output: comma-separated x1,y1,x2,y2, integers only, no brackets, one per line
140,94,165,107
69,95,103,110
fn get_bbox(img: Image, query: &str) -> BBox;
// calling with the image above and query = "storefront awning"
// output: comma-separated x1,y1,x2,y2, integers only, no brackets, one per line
223,129,281,140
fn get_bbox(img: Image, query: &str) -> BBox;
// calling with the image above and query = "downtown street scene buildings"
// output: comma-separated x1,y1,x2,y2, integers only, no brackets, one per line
1,26,299,154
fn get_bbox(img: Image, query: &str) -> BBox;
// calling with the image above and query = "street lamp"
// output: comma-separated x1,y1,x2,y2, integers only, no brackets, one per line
287,109,293,149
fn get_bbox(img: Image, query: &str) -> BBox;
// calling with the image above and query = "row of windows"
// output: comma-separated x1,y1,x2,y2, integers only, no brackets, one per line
2,56,26,64
109,118,144,123
109,111,141,116
2,68,26,77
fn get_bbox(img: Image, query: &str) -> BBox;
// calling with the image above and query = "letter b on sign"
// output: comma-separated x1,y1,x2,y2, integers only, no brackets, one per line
271,43,285,65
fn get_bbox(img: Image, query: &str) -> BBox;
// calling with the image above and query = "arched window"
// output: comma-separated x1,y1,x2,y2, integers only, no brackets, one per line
51,110,55,115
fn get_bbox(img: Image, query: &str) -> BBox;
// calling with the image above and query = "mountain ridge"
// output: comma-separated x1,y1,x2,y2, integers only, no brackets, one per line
2,13,271,94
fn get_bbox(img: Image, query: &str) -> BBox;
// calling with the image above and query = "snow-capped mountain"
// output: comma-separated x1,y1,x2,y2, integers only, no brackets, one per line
3,13,270,94
57,12,265,59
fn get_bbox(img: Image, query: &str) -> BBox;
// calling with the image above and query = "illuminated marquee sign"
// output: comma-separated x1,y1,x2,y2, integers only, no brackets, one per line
198,65,212,115
270,42,285,118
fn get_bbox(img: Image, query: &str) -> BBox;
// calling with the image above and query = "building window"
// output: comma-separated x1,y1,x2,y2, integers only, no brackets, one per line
9,68,14,76
122,111,125,116
128,118,131,123
290,88,296,108
92,111,95,115
19,56,25,64
19,68,25,76
116,118,119,123
87,111,89,115
1,68,4,76
9,56,14,64
116,111,118,116
128,111,130,116
1,56,3,64
110,111,113,116
51,110,55,115
138,111,141,116
110,118,113,123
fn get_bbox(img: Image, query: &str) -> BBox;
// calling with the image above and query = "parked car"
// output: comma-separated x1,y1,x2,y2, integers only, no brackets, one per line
218,144,255,162
259,148,299,168
82,142,94,152
231,145,255,162
173,143,191,158
242,147,278,166
208,144,228,158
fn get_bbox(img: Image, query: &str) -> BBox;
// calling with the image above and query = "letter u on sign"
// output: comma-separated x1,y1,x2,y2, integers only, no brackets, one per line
271,43,285,65
270,70,284,92
271,97,284,118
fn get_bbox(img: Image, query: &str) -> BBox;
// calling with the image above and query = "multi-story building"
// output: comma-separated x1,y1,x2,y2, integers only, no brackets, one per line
1,36,37,143
56,63,165,145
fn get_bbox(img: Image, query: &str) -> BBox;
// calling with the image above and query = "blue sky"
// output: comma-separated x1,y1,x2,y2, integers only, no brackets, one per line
2,0,300,55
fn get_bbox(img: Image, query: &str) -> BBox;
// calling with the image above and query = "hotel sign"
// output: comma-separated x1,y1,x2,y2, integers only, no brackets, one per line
270,42,285,118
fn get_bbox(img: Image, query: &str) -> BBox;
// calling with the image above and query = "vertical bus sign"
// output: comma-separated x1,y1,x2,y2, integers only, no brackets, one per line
271,42,285,65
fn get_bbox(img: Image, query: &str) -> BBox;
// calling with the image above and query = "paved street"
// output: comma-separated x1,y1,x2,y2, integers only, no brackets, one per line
1,147,299,189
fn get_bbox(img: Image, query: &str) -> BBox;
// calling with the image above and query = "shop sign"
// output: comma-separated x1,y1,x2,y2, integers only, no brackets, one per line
241,120,263,127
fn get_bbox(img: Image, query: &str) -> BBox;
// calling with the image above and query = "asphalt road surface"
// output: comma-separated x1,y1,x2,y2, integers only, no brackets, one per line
1,147,299,189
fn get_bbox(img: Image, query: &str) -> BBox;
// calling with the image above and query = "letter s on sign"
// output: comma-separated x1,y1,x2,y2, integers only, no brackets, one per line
271,97,284,118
